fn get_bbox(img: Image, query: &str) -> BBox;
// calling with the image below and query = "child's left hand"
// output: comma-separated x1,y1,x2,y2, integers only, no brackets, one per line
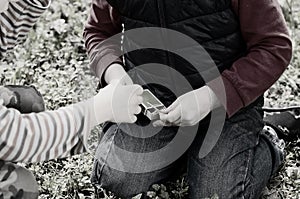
153,86,221,127
0,86,16,106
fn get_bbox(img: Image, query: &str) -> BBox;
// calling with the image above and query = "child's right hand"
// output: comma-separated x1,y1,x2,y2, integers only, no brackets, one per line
95,81,143,124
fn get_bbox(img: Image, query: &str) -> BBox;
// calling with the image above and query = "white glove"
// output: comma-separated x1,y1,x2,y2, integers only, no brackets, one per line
104,63,133,86
94,81,143,124
153,86,221,127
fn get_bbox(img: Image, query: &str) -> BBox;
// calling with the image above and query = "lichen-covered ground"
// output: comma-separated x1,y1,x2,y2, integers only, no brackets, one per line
0,0,299,198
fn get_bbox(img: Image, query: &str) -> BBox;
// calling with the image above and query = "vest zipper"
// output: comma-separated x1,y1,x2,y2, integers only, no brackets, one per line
156,0,178,93
156,0,166,28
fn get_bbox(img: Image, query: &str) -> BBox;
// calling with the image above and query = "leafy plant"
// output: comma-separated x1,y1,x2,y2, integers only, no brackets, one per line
0,0,299,198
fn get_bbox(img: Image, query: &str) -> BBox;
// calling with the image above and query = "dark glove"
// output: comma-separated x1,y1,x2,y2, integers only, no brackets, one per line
264,109,300,141
3,85,45,113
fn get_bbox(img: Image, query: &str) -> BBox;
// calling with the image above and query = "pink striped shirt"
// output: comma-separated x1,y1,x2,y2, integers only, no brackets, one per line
0,0,95,162
0,98,94,162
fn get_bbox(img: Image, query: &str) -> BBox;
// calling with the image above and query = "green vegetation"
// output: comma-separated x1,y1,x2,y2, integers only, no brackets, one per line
0,0,299,198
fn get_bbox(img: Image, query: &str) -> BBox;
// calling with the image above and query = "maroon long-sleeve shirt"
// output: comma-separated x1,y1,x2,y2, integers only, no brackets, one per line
84,0,292,117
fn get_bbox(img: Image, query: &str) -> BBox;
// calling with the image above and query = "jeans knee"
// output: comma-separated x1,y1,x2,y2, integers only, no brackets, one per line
91,156,183,199
91,158,147,198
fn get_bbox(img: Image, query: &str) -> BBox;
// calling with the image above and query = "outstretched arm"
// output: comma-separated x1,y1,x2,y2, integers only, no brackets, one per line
0,97,94,162
0,83,143,163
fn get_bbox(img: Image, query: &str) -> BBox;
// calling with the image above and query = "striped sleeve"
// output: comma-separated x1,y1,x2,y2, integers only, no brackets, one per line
0,0,51,57
0,98,95,163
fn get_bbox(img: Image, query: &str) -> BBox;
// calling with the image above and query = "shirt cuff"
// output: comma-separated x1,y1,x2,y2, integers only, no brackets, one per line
71,98,96,155
99,60,124,88
208,75,244,118
90,50,123,87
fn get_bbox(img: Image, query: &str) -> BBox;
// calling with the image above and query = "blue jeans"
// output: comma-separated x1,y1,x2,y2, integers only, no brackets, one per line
91,101,284,199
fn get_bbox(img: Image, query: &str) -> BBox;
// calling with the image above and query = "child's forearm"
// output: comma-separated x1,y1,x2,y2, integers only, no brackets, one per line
0,98,95,163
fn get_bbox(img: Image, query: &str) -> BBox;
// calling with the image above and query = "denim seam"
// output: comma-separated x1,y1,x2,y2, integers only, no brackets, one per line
241,149,252,199
98,125,118,184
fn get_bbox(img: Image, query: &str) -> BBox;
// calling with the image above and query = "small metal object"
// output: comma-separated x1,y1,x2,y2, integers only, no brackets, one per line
141,89,166,120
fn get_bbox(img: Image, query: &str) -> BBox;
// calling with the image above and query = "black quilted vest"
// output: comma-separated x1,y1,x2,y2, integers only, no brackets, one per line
107,0,246,106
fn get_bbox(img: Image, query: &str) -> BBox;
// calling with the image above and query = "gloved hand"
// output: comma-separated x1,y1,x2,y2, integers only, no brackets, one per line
94,80,143,124
0,85,45,113
104,63,133,86
153,86,221,126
